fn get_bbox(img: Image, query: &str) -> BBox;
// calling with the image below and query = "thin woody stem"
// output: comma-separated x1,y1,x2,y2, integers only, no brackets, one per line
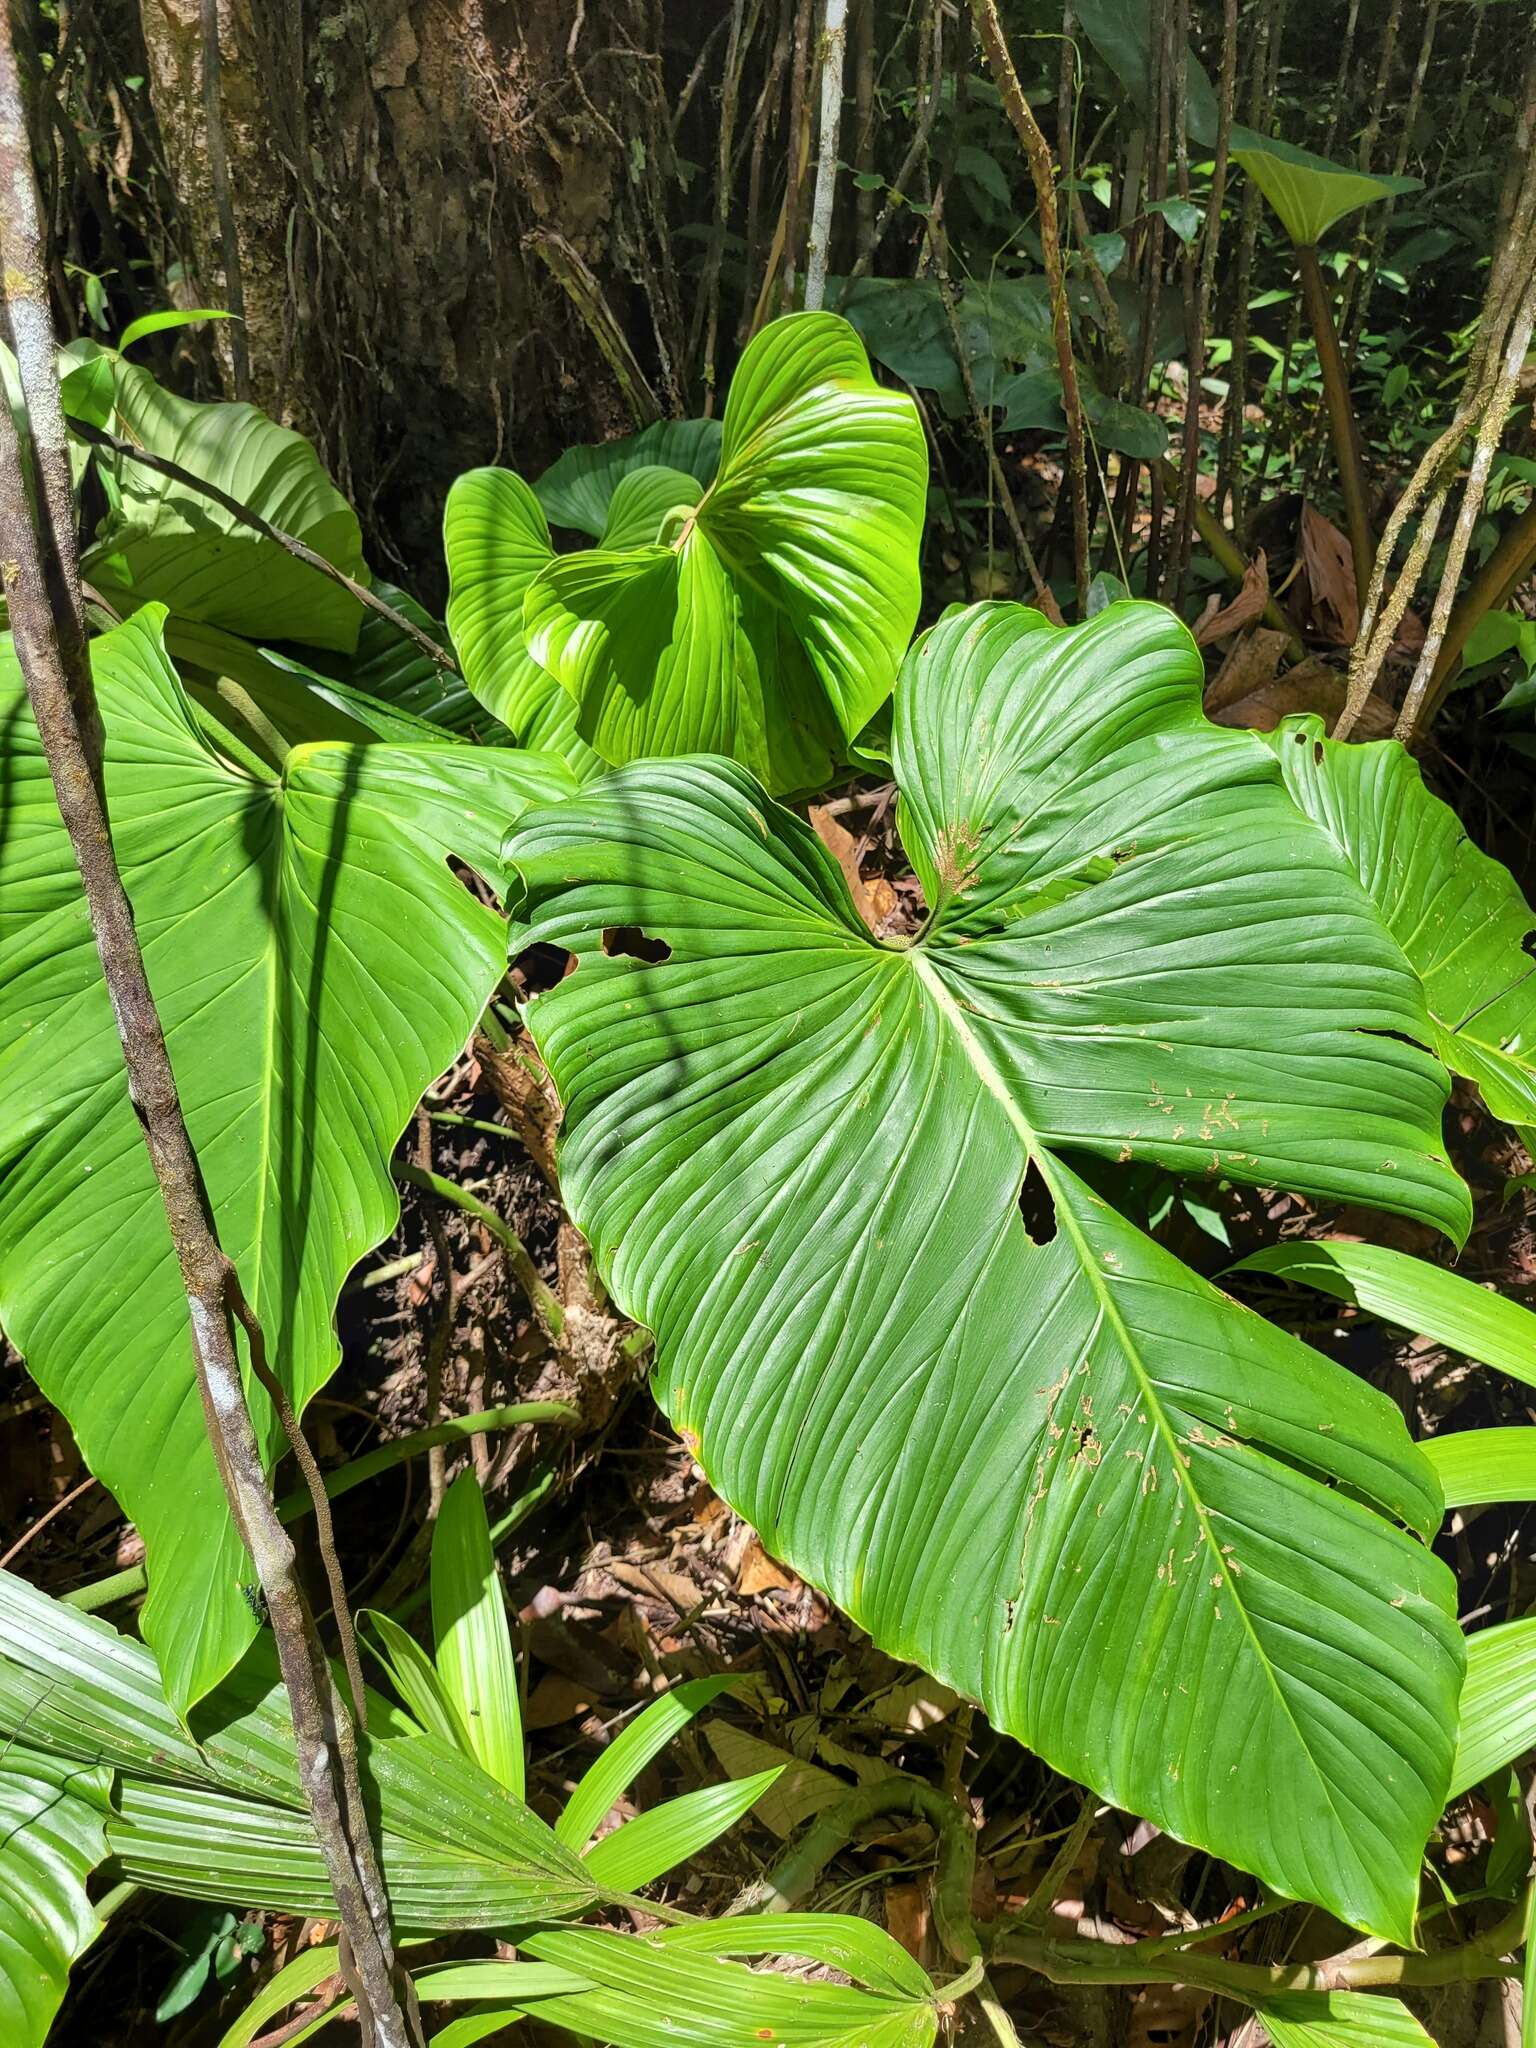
0,27,419,2047
971,0,1091,613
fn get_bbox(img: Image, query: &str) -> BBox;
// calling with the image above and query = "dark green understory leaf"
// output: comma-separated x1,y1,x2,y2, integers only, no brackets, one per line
506,600,1466,1939
534,416,723,539
0,610,574,1711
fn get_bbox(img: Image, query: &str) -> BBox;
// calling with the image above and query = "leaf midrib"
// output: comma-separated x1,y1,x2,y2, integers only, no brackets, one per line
906,945,1353,1834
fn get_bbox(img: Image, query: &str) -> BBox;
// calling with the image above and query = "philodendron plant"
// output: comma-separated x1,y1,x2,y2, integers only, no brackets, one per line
443,311,929,795
502,598,1479,1943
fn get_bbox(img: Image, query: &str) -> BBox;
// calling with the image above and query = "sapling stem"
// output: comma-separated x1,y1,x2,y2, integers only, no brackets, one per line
1296,242,1375,605
0,30,418,2043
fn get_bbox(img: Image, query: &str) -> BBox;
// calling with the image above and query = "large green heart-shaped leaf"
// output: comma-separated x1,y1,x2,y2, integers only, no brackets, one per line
1267,717,1536,1136
0,609,574,1714
522,311,927,794
1230,131,1420,248
505,601,1467,1939
79,355,365,652
443,467,603,780
0,1747,110,2048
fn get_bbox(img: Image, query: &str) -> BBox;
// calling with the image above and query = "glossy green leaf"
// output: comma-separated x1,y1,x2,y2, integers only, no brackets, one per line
1234,1241,1536,1392
304,578,495,737
1420,1430,1536,1508
535,416,723,538
650,1914,935,2002
358,1609,473,1752
432,1470,525,1796
519,1926,938,2046
1450,1617,1536,1799
0,1747,111,2048
523,311,927,793
558,1675,740,1851
1231,130,1422,247
598,465,700,550
80,355,365,652
442,465,603,778
118,307,235,352
166,614,462,770
506,600,1469,1940
1254,1992,1435,2047
1266,719,1536,1135
0,609,575,1713
580,1767,782,1890
0,1572,598,1930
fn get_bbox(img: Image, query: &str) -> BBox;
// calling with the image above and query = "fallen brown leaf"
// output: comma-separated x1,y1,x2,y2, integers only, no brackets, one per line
1207,661,1395,736
1203,626,1290,713
737,1533,798,1597
809,803,898,933
1299,501,1359,645
1194,549,1270,646
884,1884,933,1964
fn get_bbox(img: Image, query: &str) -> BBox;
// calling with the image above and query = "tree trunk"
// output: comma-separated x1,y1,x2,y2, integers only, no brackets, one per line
135,0,668,587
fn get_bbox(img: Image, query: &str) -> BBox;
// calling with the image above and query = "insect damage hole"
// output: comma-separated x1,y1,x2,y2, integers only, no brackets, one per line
1019,1156,1059,1244
602,925,673,964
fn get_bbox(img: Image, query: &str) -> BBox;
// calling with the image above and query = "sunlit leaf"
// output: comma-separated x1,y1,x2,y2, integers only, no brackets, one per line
80,354,366,652
523,311,927,794
443,465,603,778
505,600,1467,1939
1231,131,1421,248
0,1747,111,2048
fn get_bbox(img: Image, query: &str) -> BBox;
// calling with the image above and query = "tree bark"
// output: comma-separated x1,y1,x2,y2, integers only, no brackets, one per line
135,0,660,585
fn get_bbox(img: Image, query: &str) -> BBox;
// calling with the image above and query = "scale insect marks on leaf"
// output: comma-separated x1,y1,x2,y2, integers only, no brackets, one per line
504,597,1469,1944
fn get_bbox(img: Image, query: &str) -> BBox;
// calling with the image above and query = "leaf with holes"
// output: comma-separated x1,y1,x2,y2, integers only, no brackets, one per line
505,599,1468,1940
0,608,575,1714
522,310,927,794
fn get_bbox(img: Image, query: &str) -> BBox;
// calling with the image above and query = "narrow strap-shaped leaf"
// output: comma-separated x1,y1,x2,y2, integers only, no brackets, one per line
651,1912,935,2001
1450,1616,1536,1799
1419,1429,1536,1508
1234,1241,1536,1391
216,1944,340,2048
580,1767,783,1890
357,1609,473,1754
521,1927,937,2046
432,1470,525,1797
557,1675,740,1850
